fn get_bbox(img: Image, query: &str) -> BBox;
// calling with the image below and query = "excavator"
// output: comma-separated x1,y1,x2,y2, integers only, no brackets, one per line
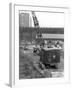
31,11,43,53
31,11,62,69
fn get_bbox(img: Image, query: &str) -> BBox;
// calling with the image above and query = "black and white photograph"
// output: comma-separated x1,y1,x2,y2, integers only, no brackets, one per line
19,10,64,79
9,3,70,87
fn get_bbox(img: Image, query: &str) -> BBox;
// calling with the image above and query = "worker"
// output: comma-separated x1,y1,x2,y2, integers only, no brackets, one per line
47,40,52,48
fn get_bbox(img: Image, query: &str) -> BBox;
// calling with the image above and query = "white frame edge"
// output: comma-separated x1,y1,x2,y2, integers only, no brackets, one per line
9,3,70,87
9,3,15,87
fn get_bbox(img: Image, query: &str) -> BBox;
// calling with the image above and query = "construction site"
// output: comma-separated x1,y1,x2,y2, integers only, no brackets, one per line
19,11,64,79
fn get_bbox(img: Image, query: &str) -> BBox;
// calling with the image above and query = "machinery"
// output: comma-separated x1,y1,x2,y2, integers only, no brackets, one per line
31,11,42,39
31,11,61,69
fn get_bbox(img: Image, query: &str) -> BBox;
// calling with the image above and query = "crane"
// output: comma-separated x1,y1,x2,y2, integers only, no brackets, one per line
31,11,42,39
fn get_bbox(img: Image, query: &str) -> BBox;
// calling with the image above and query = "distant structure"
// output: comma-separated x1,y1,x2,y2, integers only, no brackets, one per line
19,13,32,27
19,12,64,44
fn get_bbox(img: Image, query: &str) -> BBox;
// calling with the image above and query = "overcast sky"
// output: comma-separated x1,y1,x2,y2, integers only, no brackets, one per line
20,11,64,28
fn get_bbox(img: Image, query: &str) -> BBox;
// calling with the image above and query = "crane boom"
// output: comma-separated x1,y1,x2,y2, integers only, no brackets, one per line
31,11,42,39
32,11,40,28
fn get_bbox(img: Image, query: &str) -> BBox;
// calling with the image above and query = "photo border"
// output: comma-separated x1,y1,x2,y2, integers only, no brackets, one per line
9,3,70,87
